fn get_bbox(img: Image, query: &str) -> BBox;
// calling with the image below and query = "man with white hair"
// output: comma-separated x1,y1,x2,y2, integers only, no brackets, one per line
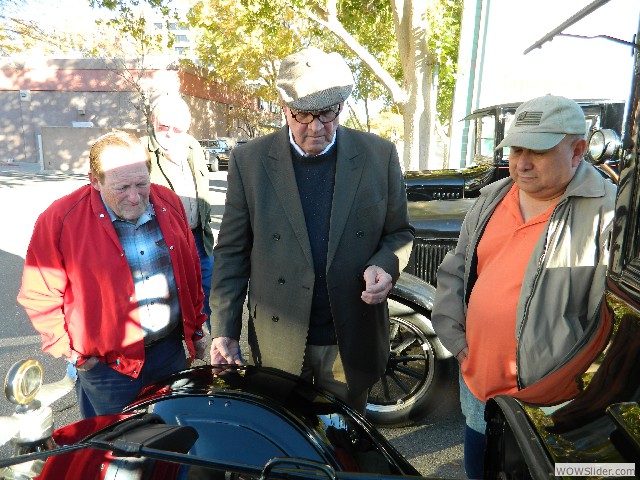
209,47,414,412
143,95,215,330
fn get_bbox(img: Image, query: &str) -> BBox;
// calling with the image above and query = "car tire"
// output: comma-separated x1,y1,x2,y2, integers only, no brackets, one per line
366,303,454,427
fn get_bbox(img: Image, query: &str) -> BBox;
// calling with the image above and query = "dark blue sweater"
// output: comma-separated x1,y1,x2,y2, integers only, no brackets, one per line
291,144,337,345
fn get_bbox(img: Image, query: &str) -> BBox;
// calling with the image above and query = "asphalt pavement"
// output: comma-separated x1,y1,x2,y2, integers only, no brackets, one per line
0,167,466,478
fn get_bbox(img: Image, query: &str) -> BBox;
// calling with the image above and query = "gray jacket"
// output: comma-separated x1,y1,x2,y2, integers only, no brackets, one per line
210,126,414,394
432,160,616,388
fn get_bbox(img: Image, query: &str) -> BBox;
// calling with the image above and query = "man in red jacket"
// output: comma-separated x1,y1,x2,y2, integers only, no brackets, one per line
18,131,207,418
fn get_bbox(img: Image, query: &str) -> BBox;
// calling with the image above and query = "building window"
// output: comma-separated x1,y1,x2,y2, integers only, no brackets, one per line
175,35,189,42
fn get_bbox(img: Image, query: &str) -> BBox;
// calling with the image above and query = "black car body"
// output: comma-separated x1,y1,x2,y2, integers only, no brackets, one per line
0,363,435,479
404,100,625,287
482,3,640,478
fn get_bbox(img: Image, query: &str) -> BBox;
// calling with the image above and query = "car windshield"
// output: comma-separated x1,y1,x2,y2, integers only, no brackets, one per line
470,113,497,166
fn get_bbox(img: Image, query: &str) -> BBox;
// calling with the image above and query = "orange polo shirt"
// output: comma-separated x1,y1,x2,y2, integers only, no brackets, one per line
462,184,558,402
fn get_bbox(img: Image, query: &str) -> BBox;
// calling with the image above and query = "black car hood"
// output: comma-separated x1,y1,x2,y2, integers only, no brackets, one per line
408,198,476,239
38,365,424,479
125,365,421,475
404,164,496,201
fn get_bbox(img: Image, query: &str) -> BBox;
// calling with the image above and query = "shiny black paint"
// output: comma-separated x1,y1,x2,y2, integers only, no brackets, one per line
127,365,422,476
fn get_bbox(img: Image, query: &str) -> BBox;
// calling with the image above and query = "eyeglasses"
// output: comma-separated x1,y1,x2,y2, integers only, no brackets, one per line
289,104,341,124
156,124,185,134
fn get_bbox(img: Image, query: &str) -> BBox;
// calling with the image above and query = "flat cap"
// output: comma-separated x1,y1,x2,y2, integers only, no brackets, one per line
276,46,354,112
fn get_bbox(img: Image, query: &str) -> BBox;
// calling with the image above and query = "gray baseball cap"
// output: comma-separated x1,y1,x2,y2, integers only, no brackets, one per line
496,95,586,150
276,47,354,112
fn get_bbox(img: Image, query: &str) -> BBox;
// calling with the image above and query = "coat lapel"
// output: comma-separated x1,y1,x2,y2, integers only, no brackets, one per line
262,128,314,266
327,127,365,267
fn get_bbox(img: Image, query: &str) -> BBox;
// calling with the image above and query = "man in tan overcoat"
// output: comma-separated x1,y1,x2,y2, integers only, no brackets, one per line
209,47,414,412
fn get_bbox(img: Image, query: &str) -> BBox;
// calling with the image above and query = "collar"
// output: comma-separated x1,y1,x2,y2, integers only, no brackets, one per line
288,127,337,157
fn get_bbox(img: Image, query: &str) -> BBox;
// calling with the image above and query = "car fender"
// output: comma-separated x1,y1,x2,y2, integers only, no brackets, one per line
389,272,452,359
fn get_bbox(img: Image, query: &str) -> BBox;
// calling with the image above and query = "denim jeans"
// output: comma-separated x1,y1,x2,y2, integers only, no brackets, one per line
75,335,186,418
459,373,487,479
192,227,214,331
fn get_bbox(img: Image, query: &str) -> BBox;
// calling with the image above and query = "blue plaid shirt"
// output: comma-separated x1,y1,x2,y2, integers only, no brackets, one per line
104,201,181,345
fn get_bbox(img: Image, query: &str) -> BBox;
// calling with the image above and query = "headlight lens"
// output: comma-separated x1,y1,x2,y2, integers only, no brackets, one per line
4,359,43,405
588,129,621,164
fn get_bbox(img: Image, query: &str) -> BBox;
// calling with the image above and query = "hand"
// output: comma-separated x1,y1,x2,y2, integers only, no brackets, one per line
456,347,469,364
193,337,207,360
210,337,244,365
360,265,393,304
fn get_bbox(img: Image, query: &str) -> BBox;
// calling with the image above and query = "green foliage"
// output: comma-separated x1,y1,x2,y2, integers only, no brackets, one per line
190,0,461,131
188,0,310,102
426,0,463,126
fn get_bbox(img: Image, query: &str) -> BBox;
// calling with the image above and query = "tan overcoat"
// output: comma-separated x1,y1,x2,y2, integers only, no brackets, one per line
210,126,414,394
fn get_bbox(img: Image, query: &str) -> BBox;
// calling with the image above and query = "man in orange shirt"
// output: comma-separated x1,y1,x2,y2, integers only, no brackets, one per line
432,95,616,479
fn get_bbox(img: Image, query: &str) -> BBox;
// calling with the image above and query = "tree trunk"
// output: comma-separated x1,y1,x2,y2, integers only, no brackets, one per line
393,0,436,171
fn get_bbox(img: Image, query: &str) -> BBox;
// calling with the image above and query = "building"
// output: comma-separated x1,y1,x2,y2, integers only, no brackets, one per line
0,56,280,172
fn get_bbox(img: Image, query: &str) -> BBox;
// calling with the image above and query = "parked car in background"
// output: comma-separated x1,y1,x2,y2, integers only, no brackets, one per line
198,139,231,172
404,99,625,287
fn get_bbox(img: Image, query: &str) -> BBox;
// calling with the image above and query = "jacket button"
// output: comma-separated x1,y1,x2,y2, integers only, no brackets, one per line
356,230,364,238
272,316,279,322
273,233,280,241
278,278,285,285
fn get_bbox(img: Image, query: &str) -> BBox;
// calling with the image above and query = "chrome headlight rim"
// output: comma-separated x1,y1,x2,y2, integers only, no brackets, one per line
588,128,621,164
4,359,44,405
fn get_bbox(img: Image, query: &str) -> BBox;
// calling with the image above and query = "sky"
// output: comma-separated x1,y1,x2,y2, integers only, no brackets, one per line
476,0,640,106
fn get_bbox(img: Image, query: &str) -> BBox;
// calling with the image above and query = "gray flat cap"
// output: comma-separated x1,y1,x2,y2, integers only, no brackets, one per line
276,47,354,111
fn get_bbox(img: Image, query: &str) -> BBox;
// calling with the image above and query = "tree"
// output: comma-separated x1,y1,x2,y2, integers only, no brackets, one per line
189,0,462,170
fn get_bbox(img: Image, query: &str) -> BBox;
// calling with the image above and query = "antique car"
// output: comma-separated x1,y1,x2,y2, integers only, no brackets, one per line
0,359,446,480
482,2,640,477
403,99,625,288
404,100,624,203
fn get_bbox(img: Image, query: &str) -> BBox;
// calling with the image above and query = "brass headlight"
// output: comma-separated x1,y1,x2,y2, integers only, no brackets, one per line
588,129,621,164
4,359,43,405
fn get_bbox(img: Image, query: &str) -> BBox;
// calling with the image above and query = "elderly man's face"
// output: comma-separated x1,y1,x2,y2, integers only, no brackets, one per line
508,135,586,201
284,104,341,155
153,113,190,155
90,146,151,222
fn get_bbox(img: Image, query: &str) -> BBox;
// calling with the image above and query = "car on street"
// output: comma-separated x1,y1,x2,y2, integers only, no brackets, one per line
198,139,231,172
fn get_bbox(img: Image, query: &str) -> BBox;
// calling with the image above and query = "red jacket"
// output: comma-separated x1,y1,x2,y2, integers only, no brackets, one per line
18,183,206,378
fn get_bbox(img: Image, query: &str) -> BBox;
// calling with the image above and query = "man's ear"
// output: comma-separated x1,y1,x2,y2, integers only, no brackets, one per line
572,138,587,167
88,171,101,191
